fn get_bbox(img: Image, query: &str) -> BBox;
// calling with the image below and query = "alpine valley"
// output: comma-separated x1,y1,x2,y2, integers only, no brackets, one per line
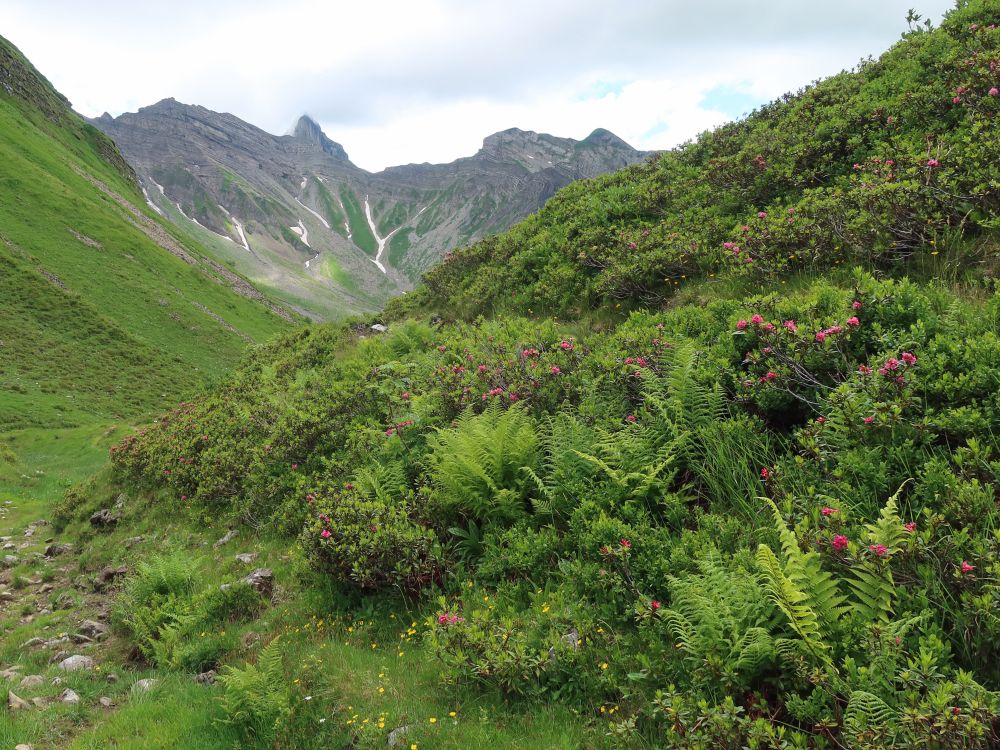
2,4,1000,750
92,101,646,319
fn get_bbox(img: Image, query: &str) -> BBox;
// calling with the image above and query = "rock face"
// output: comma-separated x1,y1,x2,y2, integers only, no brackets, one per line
92,100,648,319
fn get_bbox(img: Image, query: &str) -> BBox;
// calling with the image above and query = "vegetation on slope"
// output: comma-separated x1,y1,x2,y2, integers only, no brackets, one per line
399,2,1000,320
6,4,1000,749
0,35,294,432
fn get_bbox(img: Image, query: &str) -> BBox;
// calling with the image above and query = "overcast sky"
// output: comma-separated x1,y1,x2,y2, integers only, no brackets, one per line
2,1,955,172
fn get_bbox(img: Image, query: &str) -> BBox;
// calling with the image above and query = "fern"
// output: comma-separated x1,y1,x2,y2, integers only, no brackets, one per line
847,483,910,623
755,544,829,660
760,499,848,647
843,690,898,743
522,412,598,521
428,402,538,524
660,551,778,692
218,637,290,739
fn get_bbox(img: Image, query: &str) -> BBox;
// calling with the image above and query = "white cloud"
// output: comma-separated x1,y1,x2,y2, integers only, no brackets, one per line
0,0,957,171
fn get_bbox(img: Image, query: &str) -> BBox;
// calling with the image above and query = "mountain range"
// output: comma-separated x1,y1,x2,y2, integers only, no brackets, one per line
92,100,647,318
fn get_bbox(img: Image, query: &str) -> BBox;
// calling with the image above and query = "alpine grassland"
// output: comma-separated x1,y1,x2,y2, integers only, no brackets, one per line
3,4,1000,749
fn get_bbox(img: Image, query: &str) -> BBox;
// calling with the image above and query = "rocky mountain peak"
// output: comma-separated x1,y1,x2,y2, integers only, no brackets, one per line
292,115,349,162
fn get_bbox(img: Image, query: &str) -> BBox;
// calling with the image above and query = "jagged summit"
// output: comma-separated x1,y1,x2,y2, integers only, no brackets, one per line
292,114,349,162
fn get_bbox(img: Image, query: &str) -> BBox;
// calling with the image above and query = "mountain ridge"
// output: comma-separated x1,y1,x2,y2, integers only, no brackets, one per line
92,99,649,319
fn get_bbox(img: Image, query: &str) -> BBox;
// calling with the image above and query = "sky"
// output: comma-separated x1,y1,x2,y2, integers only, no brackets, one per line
2,1,956,172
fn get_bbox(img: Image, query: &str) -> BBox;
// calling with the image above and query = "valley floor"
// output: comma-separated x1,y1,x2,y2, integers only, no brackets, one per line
0,432,601,750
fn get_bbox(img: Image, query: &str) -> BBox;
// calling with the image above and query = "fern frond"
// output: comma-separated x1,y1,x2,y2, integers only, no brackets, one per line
755,544,829,660
843,690,898,739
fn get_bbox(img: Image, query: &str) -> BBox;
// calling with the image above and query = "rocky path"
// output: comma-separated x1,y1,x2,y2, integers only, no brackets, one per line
0,499,130,748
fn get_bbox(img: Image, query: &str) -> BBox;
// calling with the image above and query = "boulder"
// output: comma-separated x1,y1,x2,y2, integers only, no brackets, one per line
195,669,217,685
57,655,94,672
17,675,44,690
93,565,128,592
7,690,30,710
89,509,118,528
387,725,413,747
60,688,80,704
242,568,274,598
213,529,239,548
78,619,108,640
235,552,258,565
133,678,158,693
43,543,72,557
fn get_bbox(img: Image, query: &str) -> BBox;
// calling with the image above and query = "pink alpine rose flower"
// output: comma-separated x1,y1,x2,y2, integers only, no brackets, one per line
832,535,849,551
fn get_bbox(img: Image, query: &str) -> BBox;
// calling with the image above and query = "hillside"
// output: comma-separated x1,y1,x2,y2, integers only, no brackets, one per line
2,4,999,750
92,101,646,318
405,3,1000,319
0,32,296,526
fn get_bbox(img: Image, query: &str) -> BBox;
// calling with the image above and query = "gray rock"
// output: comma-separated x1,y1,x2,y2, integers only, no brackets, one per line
133,678,158,692
7,690,30,710
57,655,94,672
195,669,217,685
93,564,128,592
70,633,93,645
234,552,257,565
89,509,118,528
387,725,413,747
61,688,80,704
78,619,108,640
0,667,22,680
370,323,388,332
214,529,238,548
2,554,18,568
31,696,47,708
15,744,33,750
242,568,274,598
43,543,72,557
99,696,113,707
21,637,45,648
17,675,44,690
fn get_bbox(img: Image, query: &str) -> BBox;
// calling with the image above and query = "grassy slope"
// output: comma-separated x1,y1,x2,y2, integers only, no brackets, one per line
0,36,293,432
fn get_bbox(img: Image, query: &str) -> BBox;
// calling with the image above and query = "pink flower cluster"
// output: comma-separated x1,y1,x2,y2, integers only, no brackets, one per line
384,419,414,437
869,543,889,557
437,612,465,625
832,535,849,551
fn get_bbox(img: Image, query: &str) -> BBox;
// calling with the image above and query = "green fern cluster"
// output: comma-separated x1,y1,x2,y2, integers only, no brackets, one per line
218,638,290,739
659,551,777,695
427,401,539,525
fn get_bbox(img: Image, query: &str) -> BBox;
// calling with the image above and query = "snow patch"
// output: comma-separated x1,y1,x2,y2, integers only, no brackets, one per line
294,197,330,229
363,194,403,275
300,177,308,190
142,187,164,216
304,252,319,270
290,219,310,247
229,216,250,253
